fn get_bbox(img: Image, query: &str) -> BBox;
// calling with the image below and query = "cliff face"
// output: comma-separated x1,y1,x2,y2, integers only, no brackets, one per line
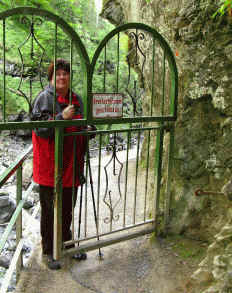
101,1,232,292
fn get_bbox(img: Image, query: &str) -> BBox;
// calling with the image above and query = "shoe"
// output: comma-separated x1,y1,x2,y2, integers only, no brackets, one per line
72,251,87,261
42,254,61,270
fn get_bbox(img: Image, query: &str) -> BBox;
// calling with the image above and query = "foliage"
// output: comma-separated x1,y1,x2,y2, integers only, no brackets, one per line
0,0,141,122
0,0,115,59
0,0,114,113
213,0,232,17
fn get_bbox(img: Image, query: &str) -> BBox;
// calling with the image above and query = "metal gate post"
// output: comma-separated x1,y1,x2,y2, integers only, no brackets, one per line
154,125,164,235
164,126,175,233
16,166,23,282
54,127,64,260
2,18,6,122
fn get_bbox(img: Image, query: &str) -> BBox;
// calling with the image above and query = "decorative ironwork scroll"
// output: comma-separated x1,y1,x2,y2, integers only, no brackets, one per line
126,31,146,84
125,30,146,116
126,80,141,116
103,133,123,225
17,15,45,112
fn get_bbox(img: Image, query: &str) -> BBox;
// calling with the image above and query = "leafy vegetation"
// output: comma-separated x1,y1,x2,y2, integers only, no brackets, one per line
213,0,232,17
0,0,112,113
0,0,143,128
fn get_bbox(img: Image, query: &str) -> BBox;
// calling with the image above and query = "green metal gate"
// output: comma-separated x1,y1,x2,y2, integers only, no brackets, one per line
0,6,178,265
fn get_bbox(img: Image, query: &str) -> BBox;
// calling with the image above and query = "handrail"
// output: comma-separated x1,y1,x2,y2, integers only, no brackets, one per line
63,125,166,136
0,144,33,293
0,144,33,188
0,182,39,293
0,116,176,131
0,182,35,255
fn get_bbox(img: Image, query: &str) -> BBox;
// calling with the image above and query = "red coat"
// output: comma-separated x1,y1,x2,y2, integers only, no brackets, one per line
32,88,87,187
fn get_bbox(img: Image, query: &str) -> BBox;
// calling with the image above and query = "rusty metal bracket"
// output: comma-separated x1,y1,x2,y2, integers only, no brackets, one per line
195,189,224,197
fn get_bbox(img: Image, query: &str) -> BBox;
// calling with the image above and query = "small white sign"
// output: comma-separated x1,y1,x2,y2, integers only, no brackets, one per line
93,93,123,118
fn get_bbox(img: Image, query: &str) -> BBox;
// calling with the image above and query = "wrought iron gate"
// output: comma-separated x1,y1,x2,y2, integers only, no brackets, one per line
0,7,178,261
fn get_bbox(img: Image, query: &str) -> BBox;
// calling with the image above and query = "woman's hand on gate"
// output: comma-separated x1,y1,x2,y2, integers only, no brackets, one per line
87,125,97,131
87,125,97,139
62,105,75,120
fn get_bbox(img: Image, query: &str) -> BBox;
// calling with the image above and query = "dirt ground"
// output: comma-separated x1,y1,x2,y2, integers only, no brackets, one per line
14,233,206,293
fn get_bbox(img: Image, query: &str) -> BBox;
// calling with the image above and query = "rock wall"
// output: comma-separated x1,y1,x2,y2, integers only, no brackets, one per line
101,0,232,292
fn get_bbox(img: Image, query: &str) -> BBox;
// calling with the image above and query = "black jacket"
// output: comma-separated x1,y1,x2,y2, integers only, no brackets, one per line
31,85,84,138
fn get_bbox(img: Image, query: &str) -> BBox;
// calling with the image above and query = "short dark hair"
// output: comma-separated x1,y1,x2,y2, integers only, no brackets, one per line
47,59,70,81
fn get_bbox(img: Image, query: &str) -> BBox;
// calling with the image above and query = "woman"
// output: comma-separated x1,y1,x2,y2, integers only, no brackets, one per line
32,59,91,270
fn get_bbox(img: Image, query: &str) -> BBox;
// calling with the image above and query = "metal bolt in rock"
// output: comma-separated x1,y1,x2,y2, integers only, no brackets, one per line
195,188,232,201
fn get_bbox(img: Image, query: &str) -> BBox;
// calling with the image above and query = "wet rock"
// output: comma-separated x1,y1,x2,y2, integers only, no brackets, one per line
207,242,222,258
8,111,32,138
6,240,16,251
0,199,16,224
0,255,10,269
191,268,213,284
191,216,232,291
22,160,33,188
224,271,232,287
2,162,9,168
23,199,34,210
32,183,40,193
0,193,11,208
202,285,220,293
1,130,11,137
100,0,125,26
213,255,227,268
22,244,31,254
222,180,232,201
7,285,15,292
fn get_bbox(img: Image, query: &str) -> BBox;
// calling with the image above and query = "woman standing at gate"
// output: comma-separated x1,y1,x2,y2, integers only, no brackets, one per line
31,59,93,270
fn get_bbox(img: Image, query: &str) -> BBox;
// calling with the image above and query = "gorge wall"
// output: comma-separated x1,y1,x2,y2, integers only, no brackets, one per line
101,1,232,292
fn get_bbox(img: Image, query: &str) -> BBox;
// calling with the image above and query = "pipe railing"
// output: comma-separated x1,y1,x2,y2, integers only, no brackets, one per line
0,144,34,293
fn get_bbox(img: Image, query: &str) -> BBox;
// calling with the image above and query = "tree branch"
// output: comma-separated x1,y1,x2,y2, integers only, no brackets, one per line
8,87,25,97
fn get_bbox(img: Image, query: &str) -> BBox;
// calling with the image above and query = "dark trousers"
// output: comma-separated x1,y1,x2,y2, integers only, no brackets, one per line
39,185,77,255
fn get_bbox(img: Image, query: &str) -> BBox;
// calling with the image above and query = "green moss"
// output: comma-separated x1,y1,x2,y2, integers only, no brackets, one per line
149,232,156,243
165,235,207,261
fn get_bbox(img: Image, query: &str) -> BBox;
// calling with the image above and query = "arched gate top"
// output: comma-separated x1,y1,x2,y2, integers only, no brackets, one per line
0,7,178,128
91,22,177,72
89,22,178,124
0,7,90,66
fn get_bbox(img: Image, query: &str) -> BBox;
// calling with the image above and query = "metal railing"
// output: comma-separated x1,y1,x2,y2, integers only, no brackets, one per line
0,6,178,288
0,144,34,293
53,124,175,259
